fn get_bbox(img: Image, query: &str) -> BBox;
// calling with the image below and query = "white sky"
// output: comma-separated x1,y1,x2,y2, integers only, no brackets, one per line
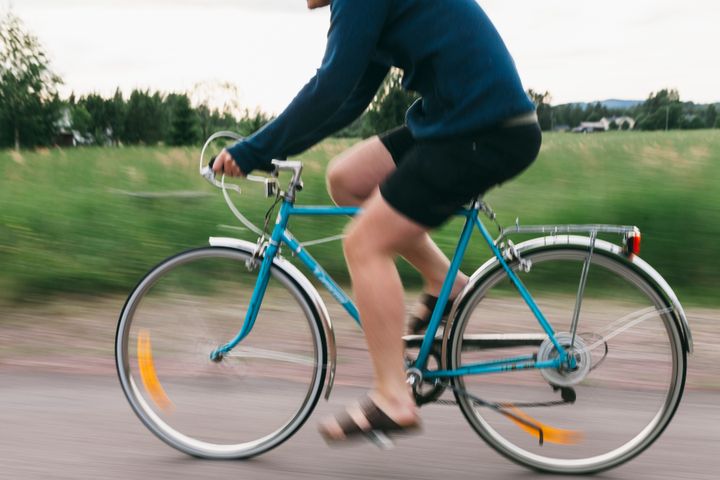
6,0,720,112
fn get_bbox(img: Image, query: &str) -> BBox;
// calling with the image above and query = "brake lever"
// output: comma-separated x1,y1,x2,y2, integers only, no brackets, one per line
201,165,216,184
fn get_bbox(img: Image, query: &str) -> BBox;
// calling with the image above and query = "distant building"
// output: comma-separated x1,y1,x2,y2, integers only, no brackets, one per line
610,116,636,130
572,116,635,133
573,120,608,133
54,108,92,147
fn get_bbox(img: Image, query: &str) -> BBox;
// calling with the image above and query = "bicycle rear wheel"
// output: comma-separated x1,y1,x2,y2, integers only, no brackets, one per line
115,247,327,459
448,242,686,474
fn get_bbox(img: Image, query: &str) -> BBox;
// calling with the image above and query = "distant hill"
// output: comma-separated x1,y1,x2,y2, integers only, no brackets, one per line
557,99,643,110
598,99,644,110
558,99,719,110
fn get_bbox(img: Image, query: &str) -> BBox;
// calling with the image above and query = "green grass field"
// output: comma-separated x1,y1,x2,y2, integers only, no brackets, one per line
1,130,719,306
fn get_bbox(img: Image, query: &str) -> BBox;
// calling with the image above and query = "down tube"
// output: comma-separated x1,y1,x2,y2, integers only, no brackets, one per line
281,232,361,324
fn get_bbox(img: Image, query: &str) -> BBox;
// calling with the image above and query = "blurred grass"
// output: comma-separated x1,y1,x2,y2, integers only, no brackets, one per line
0,130,718,307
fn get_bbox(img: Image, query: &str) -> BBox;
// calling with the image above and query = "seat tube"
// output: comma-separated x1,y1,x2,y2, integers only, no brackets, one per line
415,210,476,368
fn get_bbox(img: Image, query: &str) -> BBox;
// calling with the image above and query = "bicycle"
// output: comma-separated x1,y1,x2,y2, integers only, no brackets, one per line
115,132,692,474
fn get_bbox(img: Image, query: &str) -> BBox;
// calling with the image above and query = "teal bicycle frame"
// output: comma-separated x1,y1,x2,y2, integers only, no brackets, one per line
209,196,572,378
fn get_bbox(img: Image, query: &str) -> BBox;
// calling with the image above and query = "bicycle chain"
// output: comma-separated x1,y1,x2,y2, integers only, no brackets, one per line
424,381,573,410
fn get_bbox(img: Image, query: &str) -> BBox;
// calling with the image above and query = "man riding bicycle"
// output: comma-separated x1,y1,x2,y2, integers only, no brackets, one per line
213,0,541,443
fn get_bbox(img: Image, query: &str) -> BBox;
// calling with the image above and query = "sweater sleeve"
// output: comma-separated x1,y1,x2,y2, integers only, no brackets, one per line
282,61,389,156
227,0,389,173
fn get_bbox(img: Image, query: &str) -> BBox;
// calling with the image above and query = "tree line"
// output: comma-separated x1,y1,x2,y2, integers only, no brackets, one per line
340,83,720,138
64,89,272,147
0,12,272,149
529,89,718,132
1,11,718,151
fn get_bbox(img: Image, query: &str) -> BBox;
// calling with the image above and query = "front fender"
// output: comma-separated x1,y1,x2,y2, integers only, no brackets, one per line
208,237,338,400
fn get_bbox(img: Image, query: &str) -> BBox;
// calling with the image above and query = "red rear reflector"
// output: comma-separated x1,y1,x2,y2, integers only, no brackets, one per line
625,230,641,256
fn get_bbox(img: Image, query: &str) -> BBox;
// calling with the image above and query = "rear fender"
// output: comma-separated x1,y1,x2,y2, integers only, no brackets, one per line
442,235,692,365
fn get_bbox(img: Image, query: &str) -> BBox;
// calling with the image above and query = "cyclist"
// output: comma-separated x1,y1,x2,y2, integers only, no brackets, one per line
212,0,541,443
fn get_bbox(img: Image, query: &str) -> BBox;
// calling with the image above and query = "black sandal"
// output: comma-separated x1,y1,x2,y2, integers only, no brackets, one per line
407,293,455,335
319,396,421,449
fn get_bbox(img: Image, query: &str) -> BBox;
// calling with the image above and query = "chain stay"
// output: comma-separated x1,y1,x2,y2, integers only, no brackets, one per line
429,380,575,446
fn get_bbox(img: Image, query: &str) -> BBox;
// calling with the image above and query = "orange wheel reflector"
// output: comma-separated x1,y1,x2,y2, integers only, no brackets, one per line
505,406,583,445
137,329,174,413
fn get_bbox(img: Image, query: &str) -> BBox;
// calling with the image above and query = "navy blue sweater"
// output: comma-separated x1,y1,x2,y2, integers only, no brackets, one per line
228,0,535,173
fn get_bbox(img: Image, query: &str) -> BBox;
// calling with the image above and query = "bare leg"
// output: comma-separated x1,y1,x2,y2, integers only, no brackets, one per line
326,136,467,297
320,190,425,438
320,138,469,438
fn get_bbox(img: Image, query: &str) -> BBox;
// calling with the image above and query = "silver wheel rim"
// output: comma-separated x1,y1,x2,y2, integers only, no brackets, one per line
116,248,326,459
450,247,685,474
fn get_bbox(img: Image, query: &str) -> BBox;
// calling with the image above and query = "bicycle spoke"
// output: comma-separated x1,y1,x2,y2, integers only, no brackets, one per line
570,232,596,345
586,306,674,351
116,247,326,459
225,346,317,366
450,246,685,473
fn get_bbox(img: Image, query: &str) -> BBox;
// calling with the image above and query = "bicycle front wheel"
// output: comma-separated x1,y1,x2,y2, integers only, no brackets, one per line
116,247,327,459
448,242,686,474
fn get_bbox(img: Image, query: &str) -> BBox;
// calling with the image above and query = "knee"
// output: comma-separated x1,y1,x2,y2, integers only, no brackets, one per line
326,160,349,204
342,218,396,264
327,159,366,206
342,223,372,263
342,224,362,261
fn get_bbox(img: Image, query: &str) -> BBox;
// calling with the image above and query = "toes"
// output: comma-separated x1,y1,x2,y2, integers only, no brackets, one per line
319,418,345,440
348,404,371,431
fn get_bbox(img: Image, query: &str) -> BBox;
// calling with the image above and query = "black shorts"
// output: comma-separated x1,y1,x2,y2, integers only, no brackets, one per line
378,122,542,227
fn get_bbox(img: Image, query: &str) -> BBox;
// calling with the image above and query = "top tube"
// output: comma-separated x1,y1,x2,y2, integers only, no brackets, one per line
286,205,477,218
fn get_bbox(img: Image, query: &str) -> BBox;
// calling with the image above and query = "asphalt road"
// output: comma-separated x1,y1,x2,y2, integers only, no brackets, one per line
1,372,718,480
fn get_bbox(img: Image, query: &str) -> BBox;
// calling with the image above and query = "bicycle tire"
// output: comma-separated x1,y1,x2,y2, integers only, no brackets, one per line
447,241,686,474
115,246,327,459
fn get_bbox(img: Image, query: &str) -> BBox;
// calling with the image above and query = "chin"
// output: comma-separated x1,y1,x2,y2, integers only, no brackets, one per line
307,0,331,10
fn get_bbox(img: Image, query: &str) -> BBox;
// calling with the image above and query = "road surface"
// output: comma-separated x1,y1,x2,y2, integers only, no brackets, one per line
1,372,718,480
1,296,718,479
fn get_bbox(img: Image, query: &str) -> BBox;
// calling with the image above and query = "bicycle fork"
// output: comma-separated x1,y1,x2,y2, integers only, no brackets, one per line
210,202,293,362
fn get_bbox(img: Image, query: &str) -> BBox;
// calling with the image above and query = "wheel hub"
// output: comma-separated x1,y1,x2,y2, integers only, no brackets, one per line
538,333,591,387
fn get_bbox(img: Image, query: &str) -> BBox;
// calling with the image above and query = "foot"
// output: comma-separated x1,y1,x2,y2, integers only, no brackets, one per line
407,293,455,335
319,392,420,444
408,277,468,335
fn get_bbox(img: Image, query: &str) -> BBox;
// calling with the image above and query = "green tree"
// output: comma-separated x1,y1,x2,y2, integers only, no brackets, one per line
334,113,373,138
527,89,553,131
552,103,585,129
122,89,166,145
635,89,682,131
0,11,62,149
238,108,272,136
70,105,92,141
681,116,705,130
366,68,418,134
166,93,199,146
705,105,717,129
105,88,126,145
586,102,610,122
76,93,110,144
190,80,243,140
196,104,213,141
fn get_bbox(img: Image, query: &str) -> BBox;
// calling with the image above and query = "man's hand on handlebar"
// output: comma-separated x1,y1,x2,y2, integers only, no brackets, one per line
212,149,246,177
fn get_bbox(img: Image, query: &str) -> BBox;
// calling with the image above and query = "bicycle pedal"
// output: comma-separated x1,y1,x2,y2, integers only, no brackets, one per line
366,430,395,450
